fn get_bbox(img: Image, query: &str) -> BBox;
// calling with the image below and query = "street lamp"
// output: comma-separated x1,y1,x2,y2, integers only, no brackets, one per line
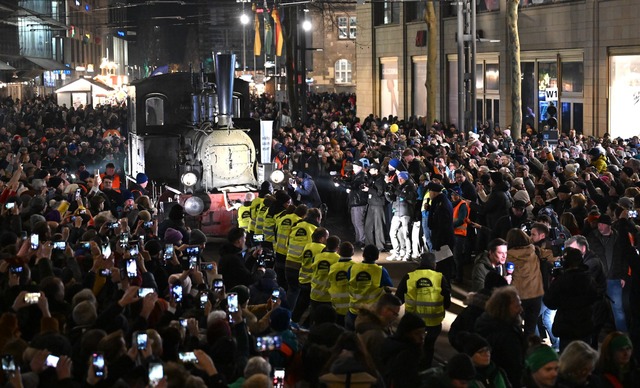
240,12,249,74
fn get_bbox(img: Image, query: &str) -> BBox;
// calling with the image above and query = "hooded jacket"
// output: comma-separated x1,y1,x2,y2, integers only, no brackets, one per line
507,244,544,300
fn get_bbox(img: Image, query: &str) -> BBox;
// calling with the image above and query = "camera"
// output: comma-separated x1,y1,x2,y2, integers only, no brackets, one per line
1,354,16,372
258,249,275,268
92,353,105,377
24,292,40,304
163,244,174,260
551,259,564,277
99,268,112,277
272,289,280,303
143,221,154,229
213,278,224,292
45,354,59,368
255,335,282,352
178,352,198,364
30,234,39,250
108,222,119,229
138,288,155,298
629,210,638,218
5,202,14,210
9,266,22,274
53,241,66,251
171,284,183,303
227,293,239,313
136,332,148,350
200,262,214,271
126,259,137,278
199,293,208,309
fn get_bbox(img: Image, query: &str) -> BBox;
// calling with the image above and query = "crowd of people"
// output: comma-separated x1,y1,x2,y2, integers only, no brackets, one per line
0,90,640,388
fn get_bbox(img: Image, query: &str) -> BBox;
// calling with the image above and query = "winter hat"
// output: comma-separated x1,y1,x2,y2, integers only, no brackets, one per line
447,353,476,380
121,190,134,201
388,158,401,170
609,334,633,352
525,345,559,372
79,170,91,182
269,307,292,332
263,269,277,280
164,228,183,245
396,312,426,337
598,214,612,225
136,173,148,184
622,167,634,177
30,214,46,230
427,182,444,192
145,240,162,256
189,229,207,245
397,171,409,181
461,333,490,356
618,197,634,210
483,271,508,290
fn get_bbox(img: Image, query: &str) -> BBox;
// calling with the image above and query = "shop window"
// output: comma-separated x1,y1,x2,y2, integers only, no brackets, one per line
561,62,584,93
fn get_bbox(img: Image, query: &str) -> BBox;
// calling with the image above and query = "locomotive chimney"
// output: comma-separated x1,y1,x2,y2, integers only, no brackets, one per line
214,53,235,128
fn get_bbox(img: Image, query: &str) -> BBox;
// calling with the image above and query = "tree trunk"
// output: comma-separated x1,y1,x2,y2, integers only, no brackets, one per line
425,1,437,126
507,0,522,139
283,7,299,123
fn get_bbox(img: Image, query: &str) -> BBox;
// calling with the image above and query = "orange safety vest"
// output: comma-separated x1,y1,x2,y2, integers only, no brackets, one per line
452,200,471,237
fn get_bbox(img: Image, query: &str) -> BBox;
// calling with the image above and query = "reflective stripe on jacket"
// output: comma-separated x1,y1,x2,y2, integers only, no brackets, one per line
311,251,340,302
405,269,445,326
348,262,384,314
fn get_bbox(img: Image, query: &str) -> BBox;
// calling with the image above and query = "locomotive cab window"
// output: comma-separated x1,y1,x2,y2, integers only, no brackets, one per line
145,97,165,126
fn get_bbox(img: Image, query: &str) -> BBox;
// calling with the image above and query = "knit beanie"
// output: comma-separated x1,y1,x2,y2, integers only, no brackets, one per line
189,229,207,245
396,312,426,337
136,173,148,184
164,228,183,245
447,354,476,380
525,345,559,372
270,307,292,332
388,158,401,170
461,332,490,356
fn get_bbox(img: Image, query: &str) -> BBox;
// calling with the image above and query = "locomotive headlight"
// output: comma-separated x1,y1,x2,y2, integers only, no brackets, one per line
181,172,198,187
270,170,285,184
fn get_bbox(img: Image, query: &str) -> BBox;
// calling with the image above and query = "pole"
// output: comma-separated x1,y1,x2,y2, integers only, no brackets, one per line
470,0,477,133
242,21,247,73
457,1,465,134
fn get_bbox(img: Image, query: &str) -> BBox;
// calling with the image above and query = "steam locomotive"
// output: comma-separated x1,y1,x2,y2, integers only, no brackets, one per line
126,54,260,236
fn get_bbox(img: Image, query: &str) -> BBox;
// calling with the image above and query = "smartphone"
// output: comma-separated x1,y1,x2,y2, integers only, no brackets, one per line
143,221,154,229
1,354,16,372
188,256,198,269
129,246,139,257
273,368,285,388
629,210,638,218
138,288,154,298
9,266,23,274
24,292,40,304
185,246,200,257
136,332,148,350
81,241,91,250
178,352,198,364
126,259,137,278
53,241,66,251
101,244,112,258
179,318,188,328
5,202,14,210
21,231,27,240
109,221,119,229
171,284,183,303
148,362,163,387
92,353,105,377
200,262,214,271
99,268,112,277
199,293,208,309
253,234,265,243
272,289,280,303
75,188,81,200
164,244,174,260
45,354,59,368
30,234,39,250
227,293,239,313
119,233,129,247
553,261,563,268
255,335,282,352
213,279,224,292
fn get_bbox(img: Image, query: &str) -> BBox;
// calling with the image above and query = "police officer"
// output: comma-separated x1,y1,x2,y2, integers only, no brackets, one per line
347,245,393,330
293,227,329,323
285,208,322,310
396,252,451,369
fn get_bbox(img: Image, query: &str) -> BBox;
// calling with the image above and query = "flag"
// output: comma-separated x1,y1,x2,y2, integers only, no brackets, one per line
272,8,283,57
150,65,169,76
254,13,261,56
264,11,273,56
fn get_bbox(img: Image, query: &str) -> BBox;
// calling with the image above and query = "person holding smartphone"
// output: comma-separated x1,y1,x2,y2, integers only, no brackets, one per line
218,227,265,290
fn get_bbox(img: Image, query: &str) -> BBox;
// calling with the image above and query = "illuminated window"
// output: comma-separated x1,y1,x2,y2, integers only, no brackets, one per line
335,59,352,84
337,17,356,39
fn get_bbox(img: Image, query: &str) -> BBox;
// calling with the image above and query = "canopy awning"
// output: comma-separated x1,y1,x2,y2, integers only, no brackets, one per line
0,62,15,71
24,56,68,71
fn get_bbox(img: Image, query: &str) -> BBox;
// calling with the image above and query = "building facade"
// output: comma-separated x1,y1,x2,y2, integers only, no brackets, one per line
356,0,640,138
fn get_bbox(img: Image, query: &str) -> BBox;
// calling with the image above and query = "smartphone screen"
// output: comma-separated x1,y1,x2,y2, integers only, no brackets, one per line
45,354,59,368
137,333,148,350
24,292,40,304
101,244,112,258
138,288,154,298
129,246,139,257
172,284,183,302
148,362,163,387
272,289,280,302
164,244,174,260
227,293,239,313
30,234,39,250
126,259,137,278
1,355,16,371
75,188,81,200
199,293,208,309
188,256,198,269
273,368,285,388
53,241,66,251
5,202,14,209
213,279,224,292
92,353,105,377
178,352,198,363
119,233,129,247
99,268,112,277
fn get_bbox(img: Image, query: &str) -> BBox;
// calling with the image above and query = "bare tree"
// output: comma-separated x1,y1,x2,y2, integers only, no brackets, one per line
282,6,300,123
507,0,522,139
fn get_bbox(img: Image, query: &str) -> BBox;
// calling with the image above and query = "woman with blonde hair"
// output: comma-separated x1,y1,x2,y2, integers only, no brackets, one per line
557,340,599,387
506,228,544,338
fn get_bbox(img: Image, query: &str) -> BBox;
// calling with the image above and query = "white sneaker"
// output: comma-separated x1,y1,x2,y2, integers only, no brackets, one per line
386,254,398,261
